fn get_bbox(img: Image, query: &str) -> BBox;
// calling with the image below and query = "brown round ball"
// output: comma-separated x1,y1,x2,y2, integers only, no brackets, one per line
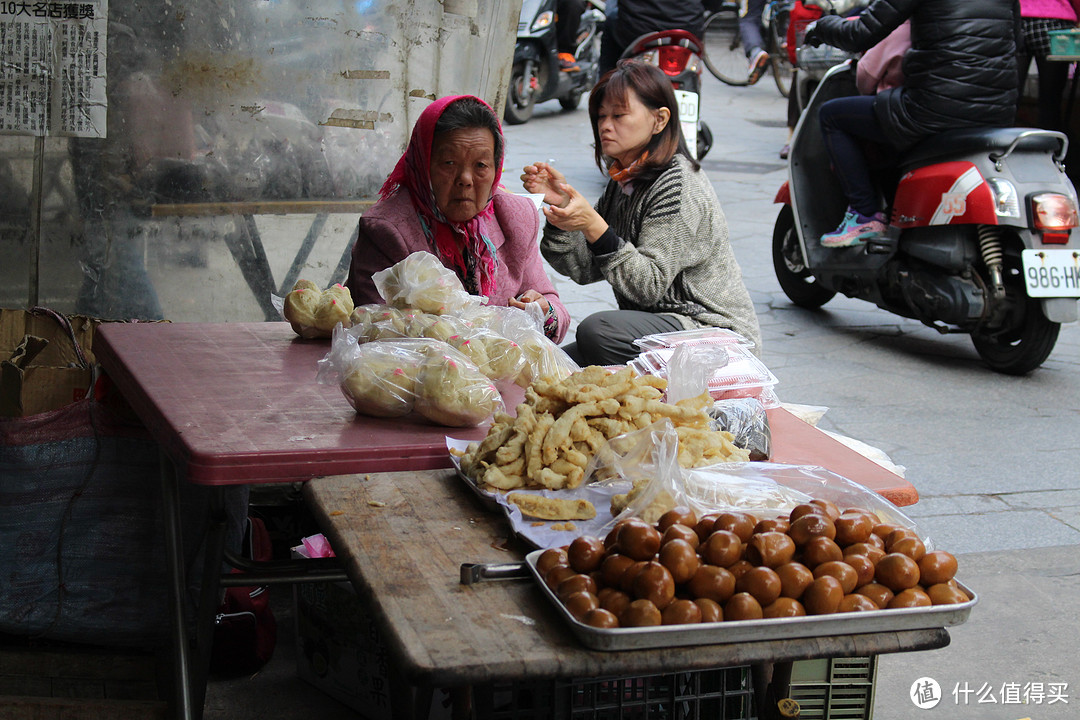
605,518,641,550
889,535,927,562
736,566,783,606
536,547,569,576
775,562,814,599
661,523,700,549
562,590,599,620
884,528,918,549
631,561,676,609
694,597,724,623
834,512,874,546
618,522,662,561
693,514,720,543
599,553,635,588
865,533,886,550
926,582,970,605
724,592,764,621
788,514,837,546
854,582,894,609
800,536,843,568
545,565,577,591
872,523,904,540
789,504,821,523
837,593,879,612
700,530,743,567
802,576,844,615
754,517,791,534
661,598,703,625
888,587,932,609
745,531,796,568
918,551,958,586
620,598,662,627
686,565,736,604
727,559,755,582
762,597,807,618
598,588,632,617
843,553,877,587
813,560,859,594
583,607,619,628
843,542,885,564
618,560,650,593
556,573,597,600
875,553,921,592
658,538,701,584
809,498,841,521
713,512,757,542
657,506,698,532
567,536,607,574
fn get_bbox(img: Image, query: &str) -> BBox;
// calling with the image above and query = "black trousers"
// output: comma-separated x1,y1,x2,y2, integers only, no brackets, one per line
562,309,684,366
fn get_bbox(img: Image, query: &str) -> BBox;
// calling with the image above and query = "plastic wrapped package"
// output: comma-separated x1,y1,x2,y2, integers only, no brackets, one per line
633,327,754,351
317,329,502,426
372,251,480,315
280,280,354,338
708,398,771,461
664,343,730,405
514,327,580,386
631,343,779,406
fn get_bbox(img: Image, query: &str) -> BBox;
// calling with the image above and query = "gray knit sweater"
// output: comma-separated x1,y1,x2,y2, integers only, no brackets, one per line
540,155,762,350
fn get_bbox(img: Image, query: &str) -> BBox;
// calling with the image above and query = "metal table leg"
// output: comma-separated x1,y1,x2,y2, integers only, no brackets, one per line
160,452,194,720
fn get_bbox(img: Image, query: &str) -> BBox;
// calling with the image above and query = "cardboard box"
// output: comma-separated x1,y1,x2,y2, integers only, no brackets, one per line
0,309,101,417
291,550,451,720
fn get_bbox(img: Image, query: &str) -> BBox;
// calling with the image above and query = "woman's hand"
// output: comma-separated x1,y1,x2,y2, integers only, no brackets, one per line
521,162,570,208
542,182,609,243
508,289,550,315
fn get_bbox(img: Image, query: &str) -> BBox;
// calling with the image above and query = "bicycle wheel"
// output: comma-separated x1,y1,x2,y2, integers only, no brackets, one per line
702,8,750,86
769,12,794,97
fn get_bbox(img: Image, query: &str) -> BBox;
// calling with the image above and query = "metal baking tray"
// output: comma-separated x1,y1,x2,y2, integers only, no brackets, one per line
524,549,978,652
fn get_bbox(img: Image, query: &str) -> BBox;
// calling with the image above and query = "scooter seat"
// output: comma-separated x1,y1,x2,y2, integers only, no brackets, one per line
900,127,1066,171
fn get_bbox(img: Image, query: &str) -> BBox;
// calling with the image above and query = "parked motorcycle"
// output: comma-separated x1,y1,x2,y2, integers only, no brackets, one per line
773,63,1080,374
504,0,605,125
620,29,713,160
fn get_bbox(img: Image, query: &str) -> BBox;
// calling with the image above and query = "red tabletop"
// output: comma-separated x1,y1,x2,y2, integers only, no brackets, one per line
94,322,500,485
95,321,917,505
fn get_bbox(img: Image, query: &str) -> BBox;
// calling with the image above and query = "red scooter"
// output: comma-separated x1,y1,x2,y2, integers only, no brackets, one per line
620,29,713,160
773,62,1079,374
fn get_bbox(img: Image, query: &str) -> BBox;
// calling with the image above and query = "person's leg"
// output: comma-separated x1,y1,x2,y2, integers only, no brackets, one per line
564,310,684,366
556,0,586,70
740,0,769,84
599,23,624,76
817,95,892,247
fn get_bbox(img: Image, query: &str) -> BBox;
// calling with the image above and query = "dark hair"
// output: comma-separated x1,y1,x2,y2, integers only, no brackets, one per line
588,60,698,180
434,96,504,167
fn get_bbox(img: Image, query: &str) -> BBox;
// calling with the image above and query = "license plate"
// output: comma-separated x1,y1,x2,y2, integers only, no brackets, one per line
673,90,698,124
1022,249,1080,297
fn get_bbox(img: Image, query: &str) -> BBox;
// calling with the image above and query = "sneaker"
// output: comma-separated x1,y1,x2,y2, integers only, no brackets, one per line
820,209,888,248
747,49,769,85
779,143,790,160
558,52,581,72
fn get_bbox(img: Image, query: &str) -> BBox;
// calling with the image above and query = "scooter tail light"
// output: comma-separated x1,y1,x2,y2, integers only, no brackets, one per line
1031,192,1079,231
531,11,554,32
987,178,1020,219
657,45,692,76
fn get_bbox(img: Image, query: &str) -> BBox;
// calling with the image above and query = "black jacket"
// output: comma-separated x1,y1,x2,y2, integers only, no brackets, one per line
814,0,1019,150
613,0,705,48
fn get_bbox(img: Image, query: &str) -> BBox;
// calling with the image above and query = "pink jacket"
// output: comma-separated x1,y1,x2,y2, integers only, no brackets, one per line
345,189,569,343
1020,0,1080,21
856,21,911,95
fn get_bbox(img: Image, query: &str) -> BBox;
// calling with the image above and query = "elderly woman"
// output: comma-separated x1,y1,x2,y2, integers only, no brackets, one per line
522,61,761,365
345,95,568,342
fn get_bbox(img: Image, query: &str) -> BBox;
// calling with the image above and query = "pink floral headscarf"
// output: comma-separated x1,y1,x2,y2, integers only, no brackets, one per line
379,95,501,297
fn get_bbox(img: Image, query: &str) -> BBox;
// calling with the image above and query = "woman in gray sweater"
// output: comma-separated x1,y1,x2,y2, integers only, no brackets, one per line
522,61,761,365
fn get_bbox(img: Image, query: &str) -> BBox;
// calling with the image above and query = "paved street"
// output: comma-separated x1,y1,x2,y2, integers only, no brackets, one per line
500,73,1080,718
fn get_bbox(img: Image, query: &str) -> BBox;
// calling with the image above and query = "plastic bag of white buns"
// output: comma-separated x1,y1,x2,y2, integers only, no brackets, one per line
372,251,481,315
462,304,579,386
317,328,502,426
282,280,354,338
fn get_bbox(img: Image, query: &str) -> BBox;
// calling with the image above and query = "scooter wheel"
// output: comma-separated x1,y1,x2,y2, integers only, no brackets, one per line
971,292,1060,375
772,204,836,308
504,61,536,125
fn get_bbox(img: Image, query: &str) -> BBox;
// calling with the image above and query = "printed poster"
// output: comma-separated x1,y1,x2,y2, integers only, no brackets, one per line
0,0,108,137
